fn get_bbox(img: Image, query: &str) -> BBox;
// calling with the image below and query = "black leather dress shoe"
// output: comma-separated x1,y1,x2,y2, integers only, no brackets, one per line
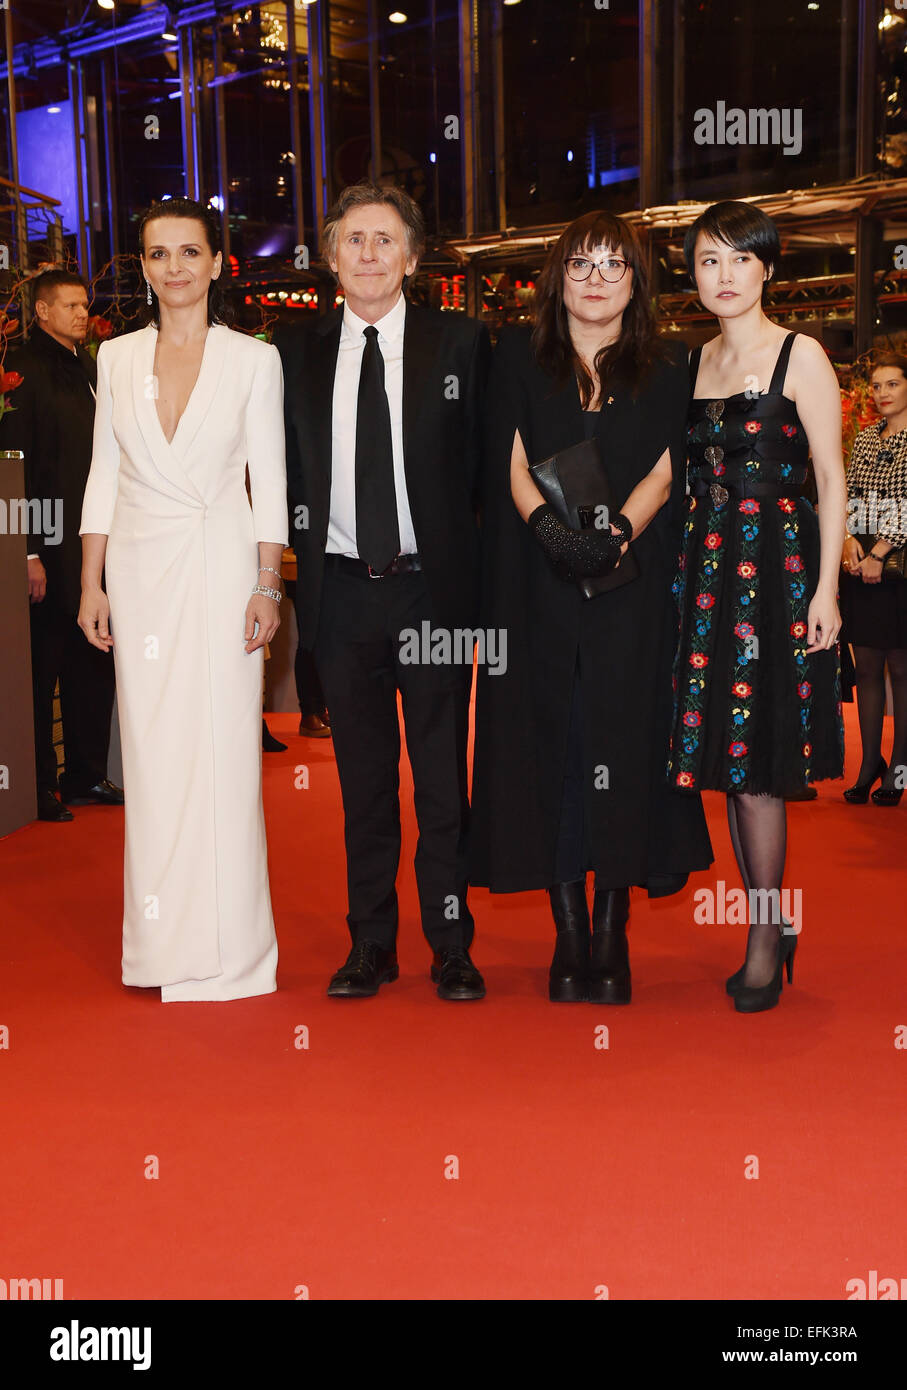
327,940,399,997
430,946,486,1000
37,790,74,822
60,778,124,807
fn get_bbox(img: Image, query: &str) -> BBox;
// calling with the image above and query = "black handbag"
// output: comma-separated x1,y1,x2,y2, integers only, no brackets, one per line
529,436,639,599
883,547,907,581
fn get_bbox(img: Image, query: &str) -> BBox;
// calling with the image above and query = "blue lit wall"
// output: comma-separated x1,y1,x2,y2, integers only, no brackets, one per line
16,102,80,236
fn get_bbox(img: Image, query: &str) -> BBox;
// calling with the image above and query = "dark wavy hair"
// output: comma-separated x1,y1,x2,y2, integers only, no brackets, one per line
137,197,232,327
531,211,666,405
684,200,780,306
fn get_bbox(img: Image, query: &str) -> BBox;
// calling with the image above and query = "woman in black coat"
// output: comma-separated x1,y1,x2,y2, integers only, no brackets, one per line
470,211,713,1002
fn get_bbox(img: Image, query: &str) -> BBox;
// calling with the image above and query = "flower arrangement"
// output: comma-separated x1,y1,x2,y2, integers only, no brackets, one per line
836,360,878,462
82,315,113,359
0,310,22,421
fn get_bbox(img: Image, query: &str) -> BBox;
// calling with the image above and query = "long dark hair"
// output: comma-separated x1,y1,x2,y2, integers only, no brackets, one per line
531,211,665,404
137,197,233,327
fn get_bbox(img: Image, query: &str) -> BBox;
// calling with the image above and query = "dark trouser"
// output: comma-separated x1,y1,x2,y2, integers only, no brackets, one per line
30,599,115,795
314,565,474,953
286,578,326,717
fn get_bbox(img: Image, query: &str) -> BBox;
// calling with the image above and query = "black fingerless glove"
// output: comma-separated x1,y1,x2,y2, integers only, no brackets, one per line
528,503,622,580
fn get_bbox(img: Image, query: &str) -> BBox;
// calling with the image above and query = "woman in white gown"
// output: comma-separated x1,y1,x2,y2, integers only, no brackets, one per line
78,198,288,1001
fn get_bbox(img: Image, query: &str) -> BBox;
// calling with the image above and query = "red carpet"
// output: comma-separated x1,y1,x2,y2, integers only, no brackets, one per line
1,702,904,1300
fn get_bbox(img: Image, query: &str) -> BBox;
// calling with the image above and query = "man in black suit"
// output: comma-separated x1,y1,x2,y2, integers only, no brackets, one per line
0,270,121,822
275,181,490,999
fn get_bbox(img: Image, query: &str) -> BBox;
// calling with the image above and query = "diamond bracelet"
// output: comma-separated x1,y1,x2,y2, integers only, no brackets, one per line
251,583,282,603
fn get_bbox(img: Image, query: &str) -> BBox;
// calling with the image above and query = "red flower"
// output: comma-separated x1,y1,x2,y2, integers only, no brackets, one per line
802,743,812,758
0,370,23,393
713,461,726,475
790,621,807,638
781,424,798,438
739,499,760,515
683,711,702,727
87,315,113,340
784,555,804,573
777,498,796,513
734,621,755,639
689,653,709,668
737,561,757,579
798,681,811,699
696,593,716,609
704,532,722,550
744,421,762,435
729,741,748,757
732,681,752,697
676,771,695,787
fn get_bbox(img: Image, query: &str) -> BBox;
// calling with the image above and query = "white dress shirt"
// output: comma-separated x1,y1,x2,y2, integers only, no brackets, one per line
327,291,417,558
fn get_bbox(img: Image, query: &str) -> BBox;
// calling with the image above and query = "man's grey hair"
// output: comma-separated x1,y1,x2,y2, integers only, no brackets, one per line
322,180,426,274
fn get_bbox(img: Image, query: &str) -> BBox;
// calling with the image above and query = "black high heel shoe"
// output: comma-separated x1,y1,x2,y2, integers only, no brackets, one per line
726,930,797,995
733,931,797,1014
844,757,887,804
871,783,903,806
547,882,590,1002
588,887,631,1004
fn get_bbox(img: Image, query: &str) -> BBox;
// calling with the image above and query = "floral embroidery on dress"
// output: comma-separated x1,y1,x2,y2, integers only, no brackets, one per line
667,348,843,795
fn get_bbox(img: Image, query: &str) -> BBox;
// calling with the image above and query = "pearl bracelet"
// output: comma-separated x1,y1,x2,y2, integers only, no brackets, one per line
251,583,282,603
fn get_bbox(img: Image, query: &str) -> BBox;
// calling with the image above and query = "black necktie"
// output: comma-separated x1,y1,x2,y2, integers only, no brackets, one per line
355,324,400,573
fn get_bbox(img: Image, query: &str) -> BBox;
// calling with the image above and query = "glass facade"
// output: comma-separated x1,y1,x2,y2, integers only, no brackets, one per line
0,1,904,352
654,0,860,204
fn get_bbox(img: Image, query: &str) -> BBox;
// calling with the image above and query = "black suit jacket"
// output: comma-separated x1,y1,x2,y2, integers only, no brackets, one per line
0,325,98,615
275,300,491,650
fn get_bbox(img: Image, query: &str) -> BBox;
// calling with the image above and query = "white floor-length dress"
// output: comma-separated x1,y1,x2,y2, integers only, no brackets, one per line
79,322,288,1001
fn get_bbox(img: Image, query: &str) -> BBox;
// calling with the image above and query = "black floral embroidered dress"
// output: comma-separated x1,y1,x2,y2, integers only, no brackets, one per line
668,332,843,797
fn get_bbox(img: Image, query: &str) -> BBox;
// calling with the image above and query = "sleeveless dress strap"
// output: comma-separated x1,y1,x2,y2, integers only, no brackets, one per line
767,332,796,395
689,344,703,393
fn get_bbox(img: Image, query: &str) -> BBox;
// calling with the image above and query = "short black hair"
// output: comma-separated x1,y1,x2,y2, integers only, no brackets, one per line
31,269,88,307
684,201,780,303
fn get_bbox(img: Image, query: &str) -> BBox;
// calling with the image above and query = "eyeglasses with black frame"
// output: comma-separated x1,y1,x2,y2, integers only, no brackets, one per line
564,253,630,283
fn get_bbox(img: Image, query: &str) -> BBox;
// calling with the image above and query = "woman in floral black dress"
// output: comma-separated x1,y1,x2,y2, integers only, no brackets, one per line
668,202,846,1013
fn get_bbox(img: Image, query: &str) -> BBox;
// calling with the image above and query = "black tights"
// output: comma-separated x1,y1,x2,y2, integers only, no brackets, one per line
853,646,907,792
726,792,788,988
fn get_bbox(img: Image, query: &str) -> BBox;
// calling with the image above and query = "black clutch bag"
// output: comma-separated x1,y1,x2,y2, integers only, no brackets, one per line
529,436,639,599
